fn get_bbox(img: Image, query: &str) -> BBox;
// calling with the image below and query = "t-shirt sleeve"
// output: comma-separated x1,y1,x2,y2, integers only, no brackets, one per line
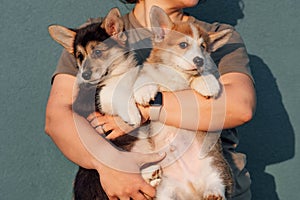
51,49,78,84
210,23,254,82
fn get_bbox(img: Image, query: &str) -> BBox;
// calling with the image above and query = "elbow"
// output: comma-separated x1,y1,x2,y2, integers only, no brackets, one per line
237,99,256,124
44,106,54,137
240,106,254,123
44,116,52,137
44,102,62,138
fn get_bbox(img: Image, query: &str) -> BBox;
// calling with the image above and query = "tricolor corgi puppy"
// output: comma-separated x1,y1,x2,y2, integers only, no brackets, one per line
48,8,141,125
48,8,143,200
132,6,234,200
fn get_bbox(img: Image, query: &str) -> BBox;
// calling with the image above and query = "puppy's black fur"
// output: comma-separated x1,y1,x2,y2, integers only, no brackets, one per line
49,9,141,200
71,22,111,200
51,21,130,200
74,167,109,200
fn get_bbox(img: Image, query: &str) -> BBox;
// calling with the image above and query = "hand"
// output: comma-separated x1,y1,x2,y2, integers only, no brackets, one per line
87,112,134,140
99,164,155,200
96,150,166,200
87,107,150,140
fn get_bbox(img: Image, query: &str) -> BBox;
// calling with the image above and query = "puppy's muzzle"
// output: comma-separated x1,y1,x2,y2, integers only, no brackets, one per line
193,56,204,67
82,70,92,80
193,56,204,73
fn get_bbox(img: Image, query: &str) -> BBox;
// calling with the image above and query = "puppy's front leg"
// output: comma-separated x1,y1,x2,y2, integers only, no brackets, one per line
133,74,158,106
98,86,141,126
122,96,142,126
190,74,221,98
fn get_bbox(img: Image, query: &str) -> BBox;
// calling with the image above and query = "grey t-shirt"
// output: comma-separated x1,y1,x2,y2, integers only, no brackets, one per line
53,12,253,80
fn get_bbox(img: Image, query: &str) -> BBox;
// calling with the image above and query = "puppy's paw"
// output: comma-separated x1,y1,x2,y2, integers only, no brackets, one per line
203,184,226,200
117,98,141,126
134,84,158,106
141,165,162,187
127,105,142,127
191,74,221,98
203,194,225,200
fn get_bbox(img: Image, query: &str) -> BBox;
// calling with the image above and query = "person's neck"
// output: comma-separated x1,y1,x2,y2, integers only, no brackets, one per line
133,1,189,28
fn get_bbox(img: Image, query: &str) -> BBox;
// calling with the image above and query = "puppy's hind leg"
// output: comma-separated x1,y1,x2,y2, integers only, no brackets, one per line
202,171,226,200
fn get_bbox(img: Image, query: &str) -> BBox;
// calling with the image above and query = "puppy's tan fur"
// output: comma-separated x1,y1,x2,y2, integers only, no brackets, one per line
132,6,234,200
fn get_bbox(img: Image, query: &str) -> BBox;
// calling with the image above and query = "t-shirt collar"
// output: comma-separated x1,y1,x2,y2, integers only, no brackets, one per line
128,10,196,30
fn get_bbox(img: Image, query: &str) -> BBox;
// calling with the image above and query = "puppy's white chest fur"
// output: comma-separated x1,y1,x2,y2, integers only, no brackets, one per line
99,67,141,126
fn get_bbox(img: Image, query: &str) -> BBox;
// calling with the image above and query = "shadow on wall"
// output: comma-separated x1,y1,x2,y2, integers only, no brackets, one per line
185,1,295,200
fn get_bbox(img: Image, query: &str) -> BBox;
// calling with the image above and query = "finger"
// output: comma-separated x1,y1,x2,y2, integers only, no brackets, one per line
104,115,135,134
95,125,105,134
102,123,114,133
131,192,149,200
120,197,132,200
119,197,130,200
139,184,156,199
107,195,118,200
138,152,166,167
105,129,125,140
87,112,102,122
90,117,105,128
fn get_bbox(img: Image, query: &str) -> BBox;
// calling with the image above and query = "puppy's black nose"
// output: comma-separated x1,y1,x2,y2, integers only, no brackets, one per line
82,70,92,80
193,56,204,67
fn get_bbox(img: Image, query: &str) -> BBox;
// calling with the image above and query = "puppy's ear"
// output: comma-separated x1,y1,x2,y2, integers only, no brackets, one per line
207,29,233,52
48,25,76,54
150,6,173,42
101,7,126,45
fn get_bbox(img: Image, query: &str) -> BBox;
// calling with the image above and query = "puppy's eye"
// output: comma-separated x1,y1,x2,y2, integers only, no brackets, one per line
179,42,189,49
94,50,102,57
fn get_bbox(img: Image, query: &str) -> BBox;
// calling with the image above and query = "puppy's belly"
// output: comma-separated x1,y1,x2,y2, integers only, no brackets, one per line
150,124,207,180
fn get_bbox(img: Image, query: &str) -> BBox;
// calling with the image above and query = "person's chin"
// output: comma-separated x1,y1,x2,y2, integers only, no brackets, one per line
183,0,200,8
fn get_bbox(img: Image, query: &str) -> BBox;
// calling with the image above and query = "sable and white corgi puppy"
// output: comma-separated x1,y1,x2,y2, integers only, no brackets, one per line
132,6,234,200
48,8,144,200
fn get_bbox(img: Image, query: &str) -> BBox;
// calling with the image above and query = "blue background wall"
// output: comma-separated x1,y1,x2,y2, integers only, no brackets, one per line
0,0,299,199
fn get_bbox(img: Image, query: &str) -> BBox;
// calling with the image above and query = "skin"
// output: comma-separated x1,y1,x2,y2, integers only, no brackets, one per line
45,0,256,200
45,75,165,200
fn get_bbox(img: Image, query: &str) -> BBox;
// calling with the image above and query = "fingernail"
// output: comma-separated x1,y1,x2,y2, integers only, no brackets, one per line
159,151,165,157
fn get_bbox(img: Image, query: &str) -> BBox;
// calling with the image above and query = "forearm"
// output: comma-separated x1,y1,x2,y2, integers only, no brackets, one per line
45,105,117,170
44,74,119,171
158,73,256,131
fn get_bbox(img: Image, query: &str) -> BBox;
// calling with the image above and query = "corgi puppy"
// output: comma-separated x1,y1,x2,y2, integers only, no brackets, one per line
132,6,234,200
48,8,142,200
48,8,141,125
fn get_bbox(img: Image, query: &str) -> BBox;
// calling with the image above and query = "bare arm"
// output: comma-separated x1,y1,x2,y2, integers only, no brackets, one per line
45,74,164,200
158,72,256,131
